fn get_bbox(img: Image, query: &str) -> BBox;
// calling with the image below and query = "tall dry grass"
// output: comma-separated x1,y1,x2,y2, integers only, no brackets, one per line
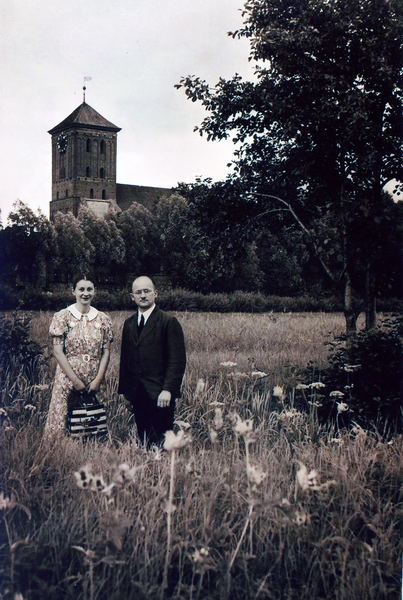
0,310,401,600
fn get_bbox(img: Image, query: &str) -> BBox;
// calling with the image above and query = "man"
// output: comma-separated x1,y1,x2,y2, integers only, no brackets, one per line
118,276,186,446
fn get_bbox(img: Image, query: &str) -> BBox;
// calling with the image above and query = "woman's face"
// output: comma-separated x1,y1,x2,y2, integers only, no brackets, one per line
72,279,95,309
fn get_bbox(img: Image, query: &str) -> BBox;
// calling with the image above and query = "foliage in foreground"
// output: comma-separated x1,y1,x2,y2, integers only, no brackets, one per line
0,311,402,600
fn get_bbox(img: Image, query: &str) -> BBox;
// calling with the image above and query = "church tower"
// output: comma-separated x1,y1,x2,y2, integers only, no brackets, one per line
48,96,122,219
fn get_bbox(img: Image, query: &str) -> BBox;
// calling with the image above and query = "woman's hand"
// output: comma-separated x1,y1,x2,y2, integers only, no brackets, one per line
88,378,101,393
73,380,86,391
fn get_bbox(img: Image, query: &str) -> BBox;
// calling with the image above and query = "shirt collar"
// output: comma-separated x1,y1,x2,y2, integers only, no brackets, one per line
138,304,156,324
68,304,98,321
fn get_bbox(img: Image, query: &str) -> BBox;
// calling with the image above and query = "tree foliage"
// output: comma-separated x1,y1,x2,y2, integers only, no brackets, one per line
176,0,403,331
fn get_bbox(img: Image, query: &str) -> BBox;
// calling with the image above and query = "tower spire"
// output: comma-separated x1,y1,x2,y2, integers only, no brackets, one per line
83,86,86,102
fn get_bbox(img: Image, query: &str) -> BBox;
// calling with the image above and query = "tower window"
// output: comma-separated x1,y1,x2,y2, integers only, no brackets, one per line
86,139,91,152
100,167,105,179
102,189,106,199
59,167,66,179
65,190,68,198
100,140,105,154
86,166,91,178
57,192,59,199
90,189,94,199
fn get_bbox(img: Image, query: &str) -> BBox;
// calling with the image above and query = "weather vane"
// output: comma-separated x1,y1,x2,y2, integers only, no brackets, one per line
83,76,92,102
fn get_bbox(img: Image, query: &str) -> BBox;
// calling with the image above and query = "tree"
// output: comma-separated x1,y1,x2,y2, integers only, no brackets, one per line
78,207,126,282
0,200,55,287
177,0,403,332
52,211,95,279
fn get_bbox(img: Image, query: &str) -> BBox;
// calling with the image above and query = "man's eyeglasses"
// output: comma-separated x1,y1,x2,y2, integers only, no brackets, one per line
132,289,154,296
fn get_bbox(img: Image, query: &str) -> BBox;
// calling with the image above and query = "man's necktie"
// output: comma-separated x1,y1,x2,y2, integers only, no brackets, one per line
138,314,145,336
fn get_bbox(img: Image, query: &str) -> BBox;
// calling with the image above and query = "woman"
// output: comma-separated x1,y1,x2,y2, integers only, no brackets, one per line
44,274,113,438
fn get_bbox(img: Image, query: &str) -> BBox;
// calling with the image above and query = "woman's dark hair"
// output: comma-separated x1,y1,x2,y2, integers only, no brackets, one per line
70,271,97,290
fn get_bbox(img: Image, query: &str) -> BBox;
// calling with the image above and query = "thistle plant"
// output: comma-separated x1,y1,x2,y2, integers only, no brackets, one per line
162,428,192,595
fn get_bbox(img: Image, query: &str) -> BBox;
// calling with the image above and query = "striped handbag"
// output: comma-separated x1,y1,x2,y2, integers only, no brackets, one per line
67,389,108,439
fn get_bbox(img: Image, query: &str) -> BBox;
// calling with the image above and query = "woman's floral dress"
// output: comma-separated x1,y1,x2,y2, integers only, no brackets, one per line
44,304,113,437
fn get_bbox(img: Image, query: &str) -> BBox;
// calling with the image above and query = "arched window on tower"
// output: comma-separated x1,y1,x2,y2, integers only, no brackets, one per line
100,140,105,154
86,138,91,152
86,166,91,177
57,192,59,199
65,189,68,198
90,189,94,199
100,167,105,179
102,189,106,199
59,167,66,179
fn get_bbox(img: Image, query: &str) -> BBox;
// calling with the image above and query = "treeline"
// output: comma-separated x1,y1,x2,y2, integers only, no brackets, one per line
0,180,401,310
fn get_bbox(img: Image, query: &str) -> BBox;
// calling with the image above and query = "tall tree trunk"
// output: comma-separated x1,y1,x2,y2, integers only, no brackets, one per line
344,271,357,335
365,265,376,330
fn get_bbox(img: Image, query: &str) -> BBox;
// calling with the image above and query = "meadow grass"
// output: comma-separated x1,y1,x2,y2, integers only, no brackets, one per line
0,310,401,600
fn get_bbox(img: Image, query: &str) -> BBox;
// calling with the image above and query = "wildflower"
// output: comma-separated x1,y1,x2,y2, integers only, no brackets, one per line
195,379,206,395
344,364,361,372
296,462,319,491
191,546,210,565
0,492,15,510
174,419,191,430
337,402,349,413
220,361,237,367
252,371,267,378
294,511,307,526
247,464,267,486
296,384,309,390
163,429,191,451
14,594,24,600
233,415,254,437
0,408,7,416
273,386,286,400
208,427,218,443
213,407,224,431
330,390,345,398
24,404,36,411
309,382,326,389
74,464,105,492
228,372,249,379
308,401,322,407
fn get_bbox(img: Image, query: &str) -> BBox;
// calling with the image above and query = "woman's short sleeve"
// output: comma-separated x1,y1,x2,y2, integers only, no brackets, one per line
49,310,68,343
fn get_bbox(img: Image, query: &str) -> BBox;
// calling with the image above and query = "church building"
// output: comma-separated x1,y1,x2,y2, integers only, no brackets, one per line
48,96,170,219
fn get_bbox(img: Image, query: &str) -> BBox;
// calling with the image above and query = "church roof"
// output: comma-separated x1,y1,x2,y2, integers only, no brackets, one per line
116,183,172,212
48,102,121,134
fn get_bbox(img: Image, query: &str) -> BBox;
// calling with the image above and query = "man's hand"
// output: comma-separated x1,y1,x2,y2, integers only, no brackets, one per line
157,390,171,407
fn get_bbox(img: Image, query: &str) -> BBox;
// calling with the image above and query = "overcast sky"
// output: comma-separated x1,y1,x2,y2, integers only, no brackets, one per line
0,0,253,222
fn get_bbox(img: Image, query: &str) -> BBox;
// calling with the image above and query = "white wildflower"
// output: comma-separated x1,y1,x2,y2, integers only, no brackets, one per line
296,384,309,390
213,407,224,431
296,462,319,491
195,379,206,395
220,361,237,367
309,382,326,389
0,492,15,510
337,402,349,413
273,386,286,400
233,416,254,437
74,464,105,492
163,429,191,451
252,371,267,378
330,391,345,398
209,427,218,443
247,464,267,486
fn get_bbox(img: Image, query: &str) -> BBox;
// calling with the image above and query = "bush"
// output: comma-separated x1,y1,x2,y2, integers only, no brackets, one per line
300,314,403,432
0,311,43,379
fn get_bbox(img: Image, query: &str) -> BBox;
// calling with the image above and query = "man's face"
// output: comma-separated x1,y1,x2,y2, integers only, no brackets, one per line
131,277,157,312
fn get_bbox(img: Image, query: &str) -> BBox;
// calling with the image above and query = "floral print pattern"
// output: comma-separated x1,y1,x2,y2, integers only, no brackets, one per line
44,305,113,438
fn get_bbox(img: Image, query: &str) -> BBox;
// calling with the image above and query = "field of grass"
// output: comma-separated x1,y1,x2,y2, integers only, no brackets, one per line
1,310,402,600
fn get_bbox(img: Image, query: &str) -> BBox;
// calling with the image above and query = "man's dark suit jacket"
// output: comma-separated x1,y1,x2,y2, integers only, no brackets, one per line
118,306,186,401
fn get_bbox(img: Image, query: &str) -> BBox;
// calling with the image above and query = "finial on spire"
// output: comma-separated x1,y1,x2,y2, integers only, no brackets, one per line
83,76,92,103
